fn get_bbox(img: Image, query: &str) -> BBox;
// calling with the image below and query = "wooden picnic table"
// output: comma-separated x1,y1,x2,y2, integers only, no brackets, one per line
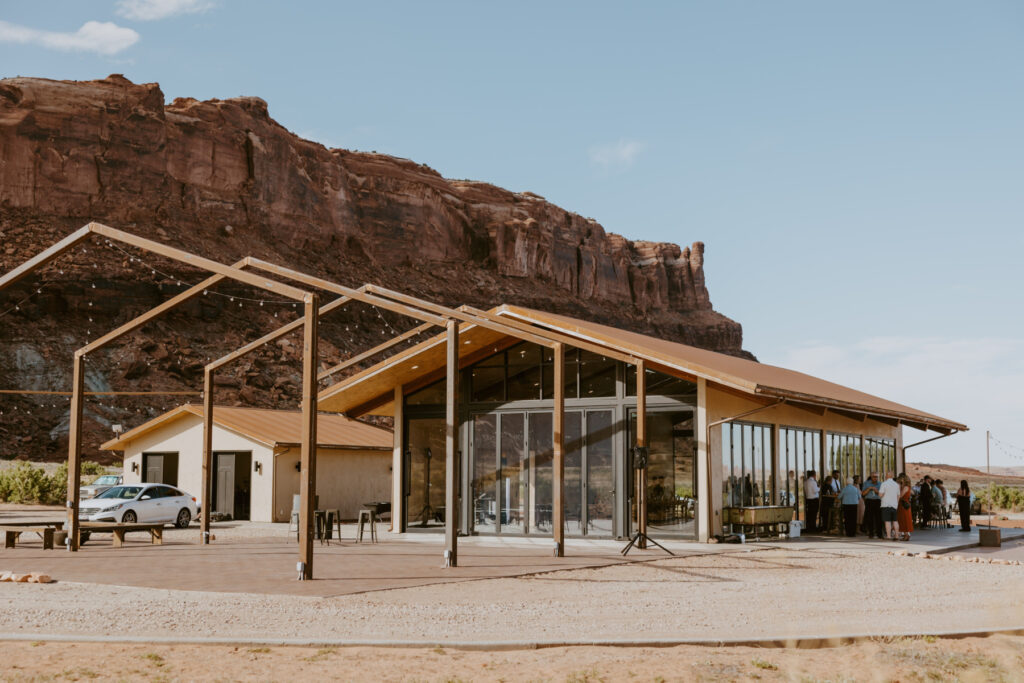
0,521,66,550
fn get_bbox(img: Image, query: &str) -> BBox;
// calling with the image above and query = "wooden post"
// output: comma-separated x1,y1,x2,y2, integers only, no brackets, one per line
200,368,214,544
636,360,647,549
444,319,459,567
65,353,85,551
553,342,565,557
392,385,405,533
298,294,319,580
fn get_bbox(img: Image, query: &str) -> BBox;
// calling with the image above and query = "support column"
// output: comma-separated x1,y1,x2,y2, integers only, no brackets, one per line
200,368,214,544
66,353,85,551
895,427,904,474
444,319,459,567
298,294,319,580
391,385,405,533
636,360,647,549
696,377,712,540
772,423,782,506
553,342,565,557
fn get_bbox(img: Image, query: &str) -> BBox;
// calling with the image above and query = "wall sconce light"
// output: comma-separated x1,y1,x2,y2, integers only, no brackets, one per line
254,461,263,475
131,462,139,474
295,461,301,472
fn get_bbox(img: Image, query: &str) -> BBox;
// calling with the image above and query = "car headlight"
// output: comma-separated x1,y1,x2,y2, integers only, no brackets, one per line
109,504,124,511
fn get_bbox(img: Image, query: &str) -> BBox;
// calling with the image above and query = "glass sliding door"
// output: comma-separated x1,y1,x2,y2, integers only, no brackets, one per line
629,409,698,539
585,410,615,536
529,412,553,533
471,415,497,533
500,413,528,533
564,412,584,533
406,417,446,528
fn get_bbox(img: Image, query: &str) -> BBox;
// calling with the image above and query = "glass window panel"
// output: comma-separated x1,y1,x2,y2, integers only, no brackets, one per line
528,412,553,532
507,344,542,401
406,380,444,406
625,366,697,399
586,410,614,536
470,415,497,533
638,410,698,538
564,412,583,533
578,351,616,398
470,365,505,403
499,413,527,533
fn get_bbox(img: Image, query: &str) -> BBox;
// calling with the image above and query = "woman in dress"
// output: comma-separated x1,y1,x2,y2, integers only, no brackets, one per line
956,480,972,532
897,474,914,541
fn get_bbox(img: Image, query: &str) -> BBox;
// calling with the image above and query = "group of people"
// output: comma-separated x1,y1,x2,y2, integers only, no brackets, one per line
802,470,974,541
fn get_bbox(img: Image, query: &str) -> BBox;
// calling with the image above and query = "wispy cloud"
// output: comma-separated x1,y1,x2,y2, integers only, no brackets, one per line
589,139,646,171
771,336,1024,468
116,0,214,21
0,20,139,56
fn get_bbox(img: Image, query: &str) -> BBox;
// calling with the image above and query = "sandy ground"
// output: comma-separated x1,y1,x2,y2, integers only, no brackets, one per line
1,635,1023,682
1,547,1021,644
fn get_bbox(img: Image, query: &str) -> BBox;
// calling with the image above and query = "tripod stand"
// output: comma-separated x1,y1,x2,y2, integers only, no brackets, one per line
621,447,673,556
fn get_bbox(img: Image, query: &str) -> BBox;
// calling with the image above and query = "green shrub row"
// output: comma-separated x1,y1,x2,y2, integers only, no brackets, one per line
975,484,1024,513
0,461,107,505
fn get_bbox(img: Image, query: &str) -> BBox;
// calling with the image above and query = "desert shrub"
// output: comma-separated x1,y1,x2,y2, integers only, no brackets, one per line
975,484,1024,512
0,461,107,505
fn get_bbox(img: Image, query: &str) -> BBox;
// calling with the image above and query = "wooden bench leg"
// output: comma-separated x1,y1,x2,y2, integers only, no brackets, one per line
152,528,163,545
42,528,54,550
113,529,125,548
4,531,15,549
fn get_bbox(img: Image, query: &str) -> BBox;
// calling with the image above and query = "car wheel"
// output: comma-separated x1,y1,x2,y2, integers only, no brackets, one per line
175,508,192,528
122,510,137,523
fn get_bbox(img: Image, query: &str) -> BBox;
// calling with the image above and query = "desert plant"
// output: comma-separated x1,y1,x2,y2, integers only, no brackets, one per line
975,484,1024,513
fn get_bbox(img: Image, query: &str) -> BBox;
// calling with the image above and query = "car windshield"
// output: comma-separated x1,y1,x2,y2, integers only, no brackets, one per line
93,475,119,485
96,486,142,500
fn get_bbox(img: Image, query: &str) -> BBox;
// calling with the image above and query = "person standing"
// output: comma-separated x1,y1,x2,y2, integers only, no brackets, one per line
804,470,819,533
879,471,900,540
840,476,861,537
862,472,883,538
820,475,836,533
897,474,914,541
956,480,972,532
853,474,865,531
918,476,933,528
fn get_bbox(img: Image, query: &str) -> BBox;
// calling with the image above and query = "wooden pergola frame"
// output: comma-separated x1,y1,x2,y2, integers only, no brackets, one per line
2,224,659,572
0,223,320,571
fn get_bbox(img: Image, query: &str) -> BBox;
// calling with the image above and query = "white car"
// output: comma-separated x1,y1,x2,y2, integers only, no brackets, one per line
79,484,198,528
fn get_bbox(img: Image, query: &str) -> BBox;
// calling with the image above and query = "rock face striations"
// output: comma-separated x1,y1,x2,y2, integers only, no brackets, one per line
0,75,749,462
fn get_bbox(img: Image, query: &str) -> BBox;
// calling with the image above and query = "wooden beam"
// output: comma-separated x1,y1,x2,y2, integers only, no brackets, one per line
636,359,647,549
460,304,640,365
89,225,308,301
65,353,85,551
363,286,559,350
298,294,319,580
318,322,434,382
0,225,92,293
81,270,233,355
244,258,449,327
444,319,459,567
552,342,565,557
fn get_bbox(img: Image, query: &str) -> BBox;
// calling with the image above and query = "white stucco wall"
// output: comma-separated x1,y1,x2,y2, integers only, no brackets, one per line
272,447,392,522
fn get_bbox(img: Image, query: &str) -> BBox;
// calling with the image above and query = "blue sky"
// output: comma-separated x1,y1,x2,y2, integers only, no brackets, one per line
2,1,1022,467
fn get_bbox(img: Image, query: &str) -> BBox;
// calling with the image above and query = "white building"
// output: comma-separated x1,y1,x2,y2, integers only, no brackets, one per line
102,405,393,522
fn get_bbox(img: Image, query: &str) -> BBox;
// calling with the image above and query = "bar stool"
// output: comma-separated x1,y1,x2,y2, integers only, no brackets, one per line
357,509,377,543
324,508,342,543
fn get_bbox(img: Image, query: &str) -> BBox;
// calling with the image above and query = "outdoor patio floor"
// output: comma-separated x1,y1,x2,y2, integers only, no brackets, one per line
1,519,1018,598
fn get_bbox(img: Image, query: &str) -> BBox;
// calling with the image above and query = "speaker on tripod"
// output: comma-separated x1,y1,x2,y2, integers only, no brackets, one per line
621,445,673,556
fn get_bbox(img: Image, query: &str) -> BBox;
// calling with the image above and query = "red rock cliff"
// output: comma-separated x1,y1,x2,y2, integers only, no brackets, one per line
0,75,750,462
